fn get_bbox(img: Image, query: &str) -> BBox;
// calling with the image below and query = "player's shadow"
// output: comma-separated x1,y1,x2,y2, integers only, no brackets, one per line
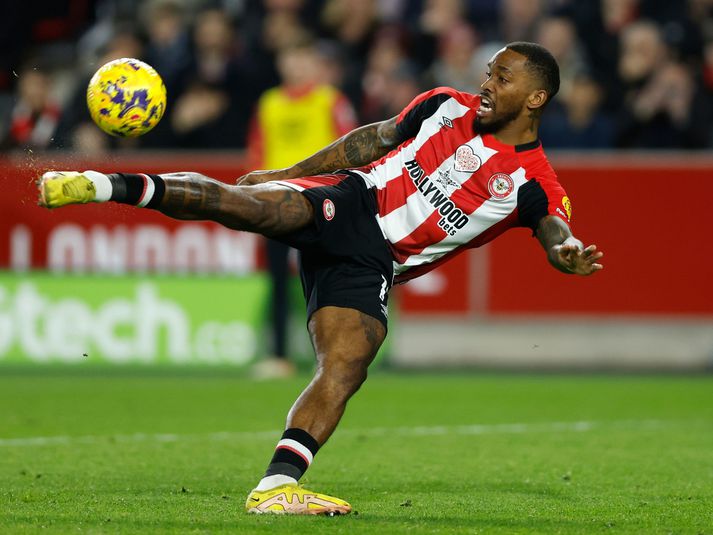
8,514,240,532
363,479,592,530
375,478,574,502
365,513,611,532
475,480,575,501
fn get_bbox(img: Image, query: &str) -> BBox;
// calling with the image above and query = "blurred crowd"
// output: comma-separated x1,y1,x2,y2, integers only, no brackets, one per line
1,0,713,153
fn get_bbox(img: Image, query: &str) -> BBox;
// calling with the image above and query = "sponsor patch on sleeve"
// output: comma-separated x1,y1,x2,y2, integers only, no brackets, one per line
562,196,572,220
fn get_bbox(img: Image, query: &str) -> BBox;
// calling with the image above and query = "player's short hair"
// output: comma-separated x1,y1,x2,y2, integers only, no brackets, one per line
505,41,560,105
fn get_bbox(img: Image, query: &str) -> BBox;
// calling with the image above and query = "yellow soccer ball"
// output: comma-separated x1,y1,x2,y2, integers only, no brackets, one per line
86,58,166,137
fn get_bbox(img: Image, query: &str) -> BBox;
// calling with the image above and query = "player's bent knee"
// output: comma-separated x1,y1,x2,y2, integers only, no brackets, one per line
318,351,374,396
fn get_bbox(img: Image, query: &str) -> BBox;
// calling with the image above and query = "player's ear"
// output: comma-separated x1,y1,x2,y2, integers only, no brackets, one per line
527,89,548,111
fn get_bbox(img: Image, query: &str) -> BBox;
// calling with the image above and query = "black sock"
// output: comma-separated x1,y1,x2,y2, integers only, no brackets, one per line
264,428,320,481
108,173,165,208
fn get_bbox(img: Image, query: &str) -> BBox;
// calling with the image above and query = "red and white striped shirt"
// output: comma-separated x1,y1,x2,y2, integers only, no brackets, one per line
282,87,572,283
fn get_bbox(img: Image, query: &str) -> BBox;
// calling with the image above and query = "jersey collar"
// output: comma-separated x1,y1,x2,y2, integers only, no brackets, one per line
481,133,541,153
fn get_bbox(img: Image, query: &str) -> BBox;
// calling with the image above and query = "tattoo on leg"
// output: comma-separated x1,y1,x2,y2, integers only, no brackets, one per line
161,174,223,215
164,184,186,210
359,312,383,351
186,177,203,208
155,173,314,235
204,181,221,211
262,189,313,235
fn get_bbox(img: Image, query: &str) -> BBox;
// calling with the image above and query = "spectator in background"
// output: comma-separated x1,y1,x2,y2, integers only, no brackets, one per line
240,0,315,94
247,41,358,378
381,61,423,118
615,21,710,148
321,0,380,113
360,26,415,123
602,0,640,31
263,9,313,53
419,0,466,38
6,0,713,151
424,22,482,92
463,0,502,42
128,0,193,148
140,0,191,98
1,65,60,150
322,0,379,52
422,13,505,93
413,0,467,70
539,71,615,148
639,0,704,63
313,39,349,89
567,0,639,111
535,15,588,100
167,8,258,148
500,0,544,43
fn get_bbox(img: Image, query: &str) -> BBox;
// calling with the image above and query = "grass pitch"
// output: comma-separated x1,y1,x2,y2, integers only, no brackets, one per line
0,370,711,534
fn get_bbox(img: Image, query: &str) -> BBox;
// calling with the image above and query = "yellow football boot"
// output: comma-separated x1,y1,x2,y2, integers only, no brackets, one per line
37,171,96,208
245,484,351,515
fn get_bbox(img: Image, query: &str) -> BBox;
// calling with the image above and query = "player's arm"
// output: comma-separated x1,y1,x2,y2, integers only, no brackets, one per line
237,117,400,185
536,215,603,276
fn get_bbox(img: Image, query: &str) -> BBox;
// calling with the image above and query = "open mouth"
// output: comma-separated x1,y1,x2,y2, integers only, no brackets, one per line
477,94,494,117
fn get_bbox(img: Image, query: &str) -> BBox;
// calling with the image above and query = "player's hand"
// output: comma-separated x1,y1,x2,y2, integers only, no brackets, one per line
236,169,292,186
552,240,604,276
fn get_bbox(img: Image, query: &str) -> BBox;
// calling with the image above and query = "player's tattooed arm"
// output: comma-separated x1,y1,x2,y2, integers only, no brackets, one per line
237,117,401,185
344,117,399,166
536,215,604,276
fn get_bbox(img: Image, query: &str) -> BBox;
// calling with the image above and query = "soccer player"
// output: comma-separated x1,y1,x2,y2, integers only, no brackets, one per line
247,41,359,379
38,42,603,515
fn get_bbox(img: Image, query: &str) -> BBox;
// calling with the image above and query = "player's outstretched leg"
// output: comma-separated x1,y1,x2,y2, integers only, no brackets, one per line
246,306,385,515
36,170,313,237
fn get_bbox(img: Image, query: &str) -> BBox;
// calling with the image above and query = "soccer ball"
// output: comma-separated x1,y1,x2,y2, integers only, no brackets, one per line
86,58,166,137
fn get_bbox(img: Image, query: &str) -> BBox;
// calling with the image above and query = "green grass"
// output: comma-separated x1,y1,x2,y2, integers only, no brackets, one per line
1,371,712,534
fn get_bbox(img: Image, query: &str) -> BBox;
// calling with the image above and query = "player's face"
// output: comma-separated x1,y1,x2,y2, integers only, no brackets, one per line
475,48,538,134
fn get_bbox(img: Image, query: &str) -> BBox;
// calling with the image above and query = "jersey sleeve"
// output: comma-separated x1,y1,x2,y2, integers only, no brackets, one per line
517,175,572,234
395,87,457,143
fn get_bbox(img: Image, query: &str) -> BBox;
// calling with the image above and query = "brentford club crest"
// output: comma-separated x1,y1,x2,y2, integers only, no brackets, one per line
323,199,336,221
487,173,514,199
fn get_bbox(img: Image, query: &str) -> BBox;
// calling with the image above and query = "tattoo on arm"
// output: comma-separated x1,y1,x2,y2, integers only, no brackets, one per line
537,215,584,274
286,117,401,178
536,215,571,251
344,127,378,164
376,116,399,147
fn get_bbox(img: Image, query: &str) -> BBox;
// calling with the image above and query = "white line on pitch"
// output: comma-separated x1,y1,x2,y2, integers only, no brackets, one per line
0,419,668,448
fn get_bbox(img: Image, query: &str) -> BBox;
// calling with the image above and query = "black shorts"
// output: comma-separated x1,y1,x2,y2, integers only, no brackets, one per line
275,172,394,329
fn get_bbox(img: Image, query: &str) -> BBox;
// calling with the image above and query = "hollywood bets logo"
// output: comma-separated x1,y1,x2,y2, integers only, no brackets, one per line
405,160,468,236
